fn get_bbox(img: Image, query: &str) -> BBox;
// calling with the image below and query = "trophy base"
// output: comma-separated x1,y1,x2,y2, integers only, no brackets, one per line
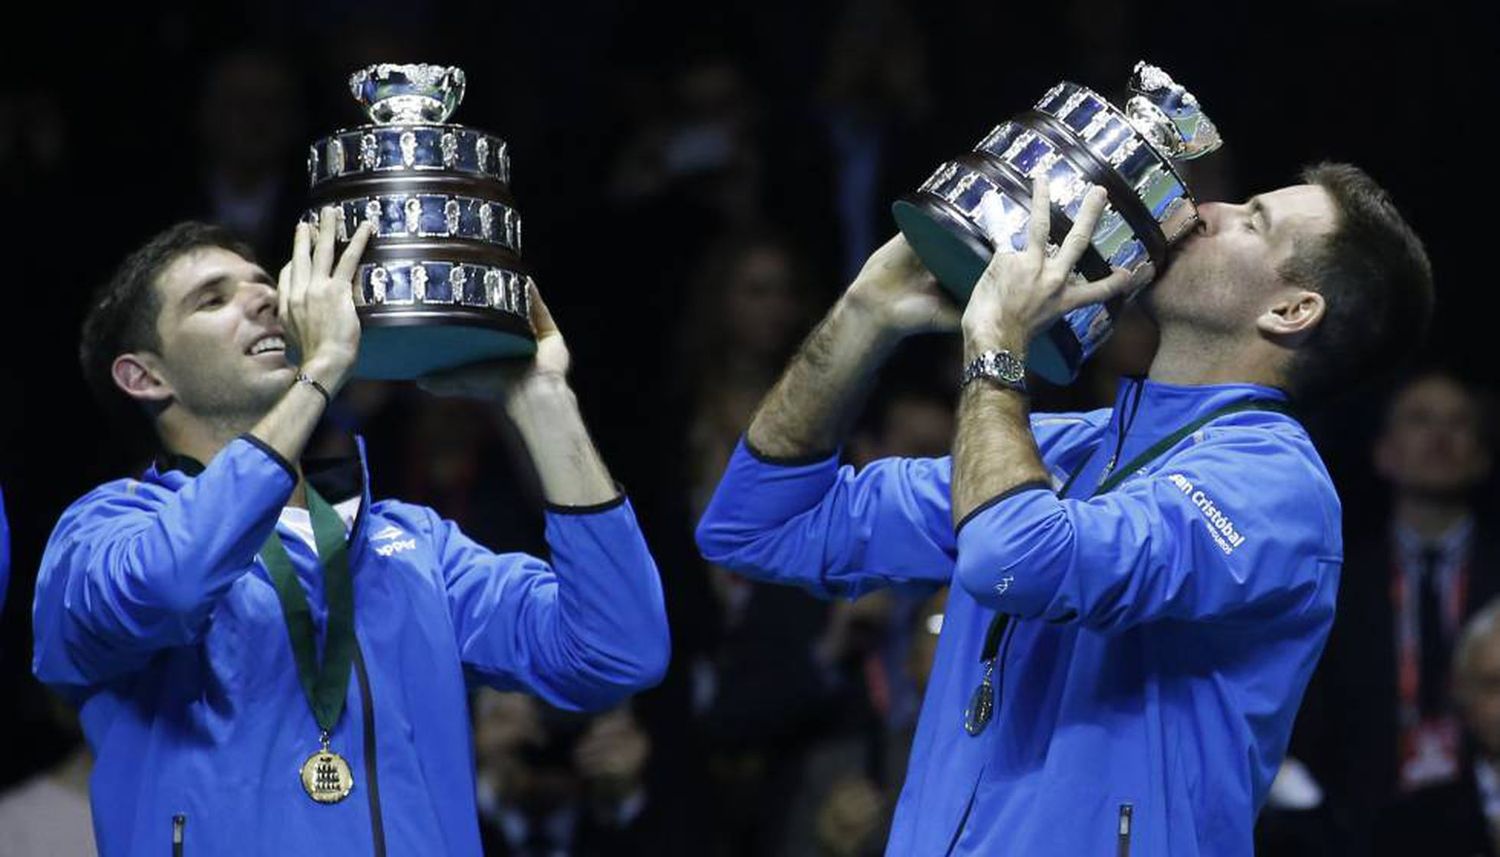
353,309,536,380
892,196,1084,385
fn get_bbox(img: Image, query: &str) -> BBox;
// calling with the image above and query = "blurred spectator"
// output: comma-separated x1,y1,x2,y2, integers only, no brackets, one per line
183,47,307,265
1375,598,1500,856
680,230,821,515
816,0,931,281
813,776,887,857
1297,369,1498,851
690,540,871,857
0,85,68,200
472,689,660,857
0,697,95,857
673,231,858,855
609,57,765,229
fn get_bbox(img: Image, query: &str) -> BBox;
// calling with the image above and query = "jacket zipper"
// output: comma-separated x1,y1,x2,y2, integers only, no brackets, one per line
1117,803,1133,857
352,643,387,857
943,777,983,856
172,813,185,857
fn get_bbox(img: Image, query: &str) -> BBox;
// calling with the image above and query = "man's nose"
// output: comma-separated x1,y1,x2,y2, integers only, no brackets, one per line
244,281,278,317
1194,201,1229,234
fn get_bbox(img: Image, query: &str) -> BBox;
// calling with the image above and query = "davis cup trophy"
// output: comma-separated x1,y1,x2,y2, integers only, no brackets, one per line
307,64,534,380
892,62,1222,384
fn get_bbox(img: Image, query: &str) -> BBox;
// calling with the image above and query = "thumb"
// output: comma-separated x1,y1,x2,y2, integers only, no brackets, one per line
526,281,560,338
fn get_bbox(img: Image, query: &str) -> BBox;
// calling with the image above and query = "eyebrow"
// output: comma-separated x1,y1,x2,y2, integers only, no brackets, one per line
1250,197,1273,235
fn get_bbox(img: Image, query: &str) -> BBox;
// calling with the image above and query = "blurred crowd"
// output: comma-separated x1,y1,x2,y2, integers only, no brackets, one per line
2,1,1497,855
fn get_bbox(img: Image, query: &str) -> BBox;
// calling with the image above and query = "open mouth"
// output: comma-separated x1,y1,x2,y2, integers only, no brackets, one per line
248,334,287,357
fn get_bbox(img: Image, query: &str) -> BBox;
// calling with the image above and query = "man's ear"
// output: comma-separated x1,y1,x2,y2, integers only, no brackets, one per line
1257,289,1326,346
111,352,174,406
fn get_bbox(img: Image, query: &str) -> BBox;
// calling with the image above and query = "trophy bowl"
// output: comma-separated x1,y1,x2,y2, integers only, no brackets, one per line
893,61,1221,384
308,63,536,381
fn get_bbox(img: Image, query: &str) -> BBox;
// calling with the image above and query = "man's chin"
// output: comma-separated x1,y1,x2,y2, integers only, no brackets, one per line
244,371,297,411
253,361,296,383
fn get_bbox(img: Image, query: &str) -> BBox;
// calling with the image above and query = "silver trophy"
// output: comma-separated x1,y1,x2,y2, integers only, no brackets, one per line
892,62,1222,384
308,63,534,380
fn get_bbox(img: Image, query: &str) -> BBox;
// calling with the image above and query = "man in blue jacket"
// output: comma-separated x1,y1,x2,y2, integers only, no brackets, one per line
33,211,670,855
696,165,1434,855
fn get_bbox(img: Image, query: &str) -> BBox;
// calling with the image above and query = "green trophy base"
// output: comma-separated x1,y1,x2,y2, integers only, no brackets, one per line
353,310,536,380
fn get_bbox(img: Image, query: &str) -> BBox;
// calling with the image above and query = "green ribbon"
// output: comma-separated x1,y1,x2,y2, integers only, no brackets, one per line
1058,398,1291,500
259,485,355,735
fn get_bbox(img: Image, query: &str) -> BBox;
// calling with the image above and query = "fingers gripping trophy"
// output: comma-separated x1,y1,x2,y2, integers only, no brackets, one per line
306,63,537,380
892,62,1223,383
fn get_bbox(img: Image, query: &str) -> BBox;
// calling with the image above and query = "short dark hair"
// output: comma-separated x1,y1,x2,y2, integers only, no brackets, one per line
79,222,256,416
1280,163,1434,403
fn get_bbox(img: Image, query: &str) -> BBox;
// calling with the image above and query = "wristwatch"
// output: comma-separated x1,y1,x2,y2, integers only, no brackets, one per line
961,350,1027,394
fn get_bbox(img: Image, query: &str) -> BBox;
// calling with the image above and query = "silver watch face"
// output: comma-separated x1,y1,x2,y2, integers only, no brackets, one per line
992,351,1025,384
964,350,1026,390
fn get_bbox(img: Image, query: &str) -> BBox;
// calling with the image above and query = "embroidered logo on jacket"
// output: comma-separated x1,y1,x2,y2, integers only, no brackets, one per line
371,525,406,541
1165,473,1247,555
374,538,417,557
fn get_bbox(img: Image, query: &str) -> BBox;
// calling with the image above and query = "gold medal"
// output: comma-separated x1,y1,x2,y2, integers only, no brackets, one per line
300,733,354,804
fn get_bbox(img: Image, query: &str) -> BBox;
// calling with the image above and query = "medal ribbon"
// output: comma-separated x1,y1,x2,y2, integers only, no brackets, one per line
1056,398,1291,501
260,485,356,736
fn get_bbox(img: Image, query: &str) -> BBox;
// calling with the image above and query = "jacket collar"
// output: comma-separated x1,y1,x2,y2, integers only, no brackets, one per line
1105,375,1290,436
145,435,375,561
1065,377,1294,493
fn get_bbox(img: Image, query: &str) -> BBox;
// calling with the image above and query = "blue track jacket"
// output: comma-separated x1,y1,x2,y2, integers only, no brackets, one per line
697,379,1341,856
32,436,669,856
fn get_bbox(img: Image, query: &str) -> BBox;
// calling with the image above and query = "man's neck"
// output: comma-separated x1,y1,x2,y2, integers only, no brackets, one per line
1147,326,1282,389
159,413,307,508
1395,494,1472,542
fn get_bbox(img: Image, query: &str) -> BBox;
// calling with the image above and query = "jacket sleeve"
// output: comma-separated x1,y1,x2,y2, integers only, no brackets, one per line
694,439,958,599
428,496,670,711
953,427,1342,632
32,437,296,691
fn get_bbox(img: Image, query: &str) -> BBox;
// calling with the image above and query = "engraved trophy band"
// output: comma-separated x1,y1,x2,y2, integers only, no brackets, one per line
892,61,1222,384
